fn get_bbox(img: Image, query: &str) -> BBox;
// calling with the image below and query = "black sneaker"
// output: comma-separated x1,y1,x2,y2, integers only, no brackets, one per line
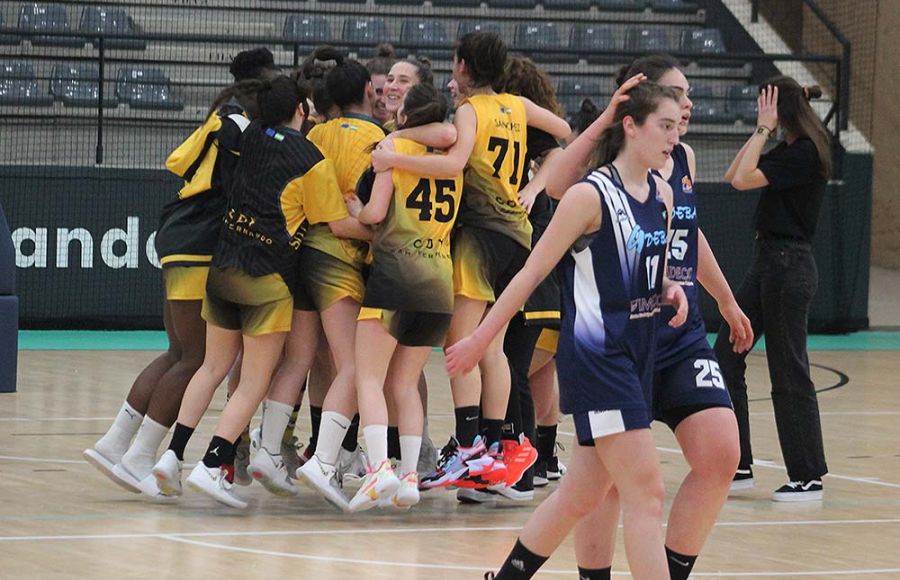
533,460,549,487
772,480,823,502
546,455,565,481
730,467,754,491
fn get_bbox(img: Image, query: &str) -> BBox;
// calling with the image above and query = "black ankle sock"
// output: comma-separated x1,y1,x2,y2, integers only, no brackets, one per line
168,423,195,461
202,436,235,469
666,546,698,580
535,424,557,460
495,539,548,579
341,413,360,452
455,406,481,447
483,419,504,448
501,420,517,440
387,426,401,460
308,405,323,452
577,566,611,580
288,403,301,430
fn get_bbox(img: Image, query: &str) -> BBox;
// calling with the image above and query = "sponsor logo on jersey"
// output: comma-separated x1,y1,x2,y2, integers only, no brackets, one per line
681,175,694,193
499,106,513,114
340,123,359,131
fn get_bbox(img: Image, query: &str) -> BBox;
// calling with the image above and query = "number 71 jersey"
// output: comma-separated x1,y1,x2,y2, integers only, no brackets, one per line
457,93,533,250
367,137,463,313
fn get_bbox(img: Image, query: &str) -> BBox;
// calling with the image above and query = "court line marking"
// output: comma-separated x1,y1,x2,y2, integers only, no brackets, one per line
556,431,900,490
5,518,900,542
0,455,85,464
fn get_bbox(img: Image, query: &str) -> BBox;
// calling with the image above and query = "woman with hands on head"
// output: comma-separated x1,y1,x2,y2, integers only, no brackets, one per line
717,77,831,502
450,81,687,580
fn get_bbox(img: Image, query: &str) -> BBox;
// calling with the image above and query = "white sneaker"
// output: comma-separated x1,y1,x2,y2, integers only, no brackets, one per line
151,450,183,497
349,460,401,512
338,446,368,485
296,455,350,512
234,434,252,487
112,463,177,502
490,483,535,502
186,462,248,509
248,447,298,497
392,472,420,510
84,447,140,493
456,487,497,504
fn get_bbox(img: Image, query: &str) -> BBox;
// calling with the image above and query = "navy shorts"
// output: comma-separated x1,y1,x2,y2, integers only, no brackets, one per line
652,345,734,431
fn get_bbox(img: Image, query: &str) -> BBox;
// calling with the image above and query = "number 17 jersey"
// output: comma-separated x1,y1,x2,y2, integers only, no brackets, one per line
363,138,463,314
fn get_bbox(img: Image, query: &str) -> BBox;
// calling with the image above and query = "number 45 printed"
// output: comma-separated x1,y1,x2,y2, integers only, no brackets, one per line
694,359,725,389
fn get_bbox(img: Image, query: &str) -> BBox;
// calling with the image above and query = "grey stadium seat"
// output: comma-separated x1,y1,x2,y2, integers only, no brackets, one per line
593,0,644,11
18,3,83,47
342,17,391,58
648,0,699,14
680,28,726,54
0,14,21,45
79,7,145,50
625,26,676,52
50,64,118,108
570,24,618,64
399,20,452,61
514,22,576,63
487,0,537,8
727,85,758,123
557,76,603,114
543,0,592,9
116,67,183,111
0,63,52,106
457,21,502,38
282,14,332,52
688,85,735,124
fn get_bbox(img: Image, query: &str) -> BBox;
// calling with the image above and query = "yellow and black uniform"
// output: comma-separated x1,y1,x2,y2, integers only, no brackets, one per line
204,121,347,336
157,101,248,300
294,113,386,311
453,93,531,302
535,328,560,355
359,138,463,347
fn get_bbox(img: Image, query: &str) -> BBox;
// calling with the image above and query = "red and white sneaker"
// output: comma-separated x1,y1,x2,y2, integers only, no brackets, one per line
500,436,538,487
349,460,400,512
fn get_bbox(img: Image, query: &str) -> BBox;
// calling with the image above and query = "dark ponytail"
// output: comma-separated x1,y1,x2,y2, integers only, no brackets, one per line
595,82,679,166
258,76,304,128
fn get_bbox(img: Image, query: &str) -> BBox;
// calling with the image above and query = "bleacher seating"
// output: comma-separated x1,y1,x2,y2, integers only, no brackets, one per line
342,17,391,58
457,21,502,38
0,63,52,106
557,76,605,114
727,85,758,123
78,7,145,50
50,64,117,108
1,14,20,45
648,0,700,14
399,20,451,61
115,67,183,111
514,22,575,63
594,0,643,11
570,24,618,64
282,14,332,52
17,3,82,47
487,0,538,8
689,85,735,124
625,26,679,52
680,28,726,55
544,0,592,9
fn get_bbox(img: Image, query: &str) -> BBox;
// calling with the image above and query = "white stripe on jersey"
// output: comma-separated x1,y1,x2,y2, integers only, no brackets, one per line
572,244,606,352
585,170,639,290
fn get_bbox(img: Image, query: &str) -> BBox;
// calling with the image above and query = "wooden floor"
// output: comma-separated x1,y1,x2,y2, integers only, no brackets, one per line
3,348,900,579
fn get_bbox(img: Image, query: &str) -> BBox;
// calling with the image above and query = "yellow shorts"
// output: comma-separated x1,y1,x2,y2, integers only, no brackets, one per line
358,307,452,348
201,267,293,336
535,328,559,355
452,226,528,303
293,247,365,312
163,266,209,301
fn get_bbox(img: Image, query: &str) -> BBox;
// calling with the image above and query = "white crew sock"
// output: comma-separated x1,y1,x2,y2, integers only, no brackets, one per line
400,435,422,476
94,402,143,459
363,425,388,467
260,399,294,455
315,411,351,467
120,416,169,477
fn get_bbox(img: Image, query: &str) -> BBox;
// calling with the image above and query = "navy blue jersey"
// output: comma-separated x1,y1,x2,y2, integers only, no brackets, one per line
655,143,708,368
556,167,669,417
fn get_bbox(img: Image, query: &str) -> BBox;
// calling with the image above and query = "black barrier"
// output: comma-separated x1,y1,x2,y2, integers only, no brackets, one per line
1,166,176,329
0,197,17,392
697,152,871,334
1,157,871,332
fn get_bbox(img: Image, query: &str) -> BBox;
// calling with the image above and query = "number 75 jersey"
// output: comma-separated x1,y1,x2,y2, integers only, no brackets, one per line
456,93,533,250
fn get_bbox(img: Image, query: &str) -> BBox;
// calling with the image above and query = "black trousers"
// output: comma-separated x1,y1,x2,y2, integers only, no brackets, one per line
714,239,828,482
503,313,542,443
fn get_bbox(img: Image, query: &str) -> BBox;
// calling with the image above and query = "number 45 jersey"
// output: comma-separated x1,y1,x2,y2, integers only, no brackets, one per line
456,93,532,249
363,137,463,314
556,168,669,417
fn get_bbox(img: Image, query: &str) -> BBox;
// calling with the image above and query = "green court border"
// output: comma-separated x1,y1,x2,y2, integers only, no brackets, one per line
17,330,900,351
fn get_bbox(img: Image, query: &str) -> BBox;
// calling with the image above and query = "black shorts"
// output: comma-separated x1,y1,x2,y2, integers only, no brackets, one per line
358,308,452,347
452,226,529,302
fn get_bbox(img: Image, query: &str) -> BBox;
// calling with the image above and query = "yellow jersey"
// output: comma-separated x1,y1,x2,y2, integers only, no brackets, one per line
304,114,386,267
458,93,532,249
